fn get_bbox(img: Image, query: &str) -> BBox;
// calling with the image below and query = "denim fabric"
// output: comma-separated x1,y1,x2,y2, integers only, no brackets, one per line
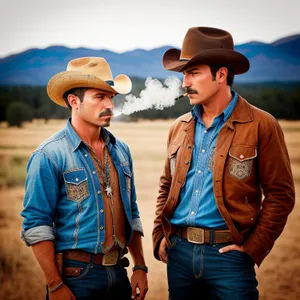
167,236,258,300
46,259,131,300
21,118,143,253
171,91,238,229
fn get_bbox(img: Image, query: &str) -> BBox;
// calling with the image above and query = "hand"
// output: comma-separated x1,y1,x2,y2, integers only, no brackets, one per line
219,244,245,254
49,284,76,300
158,237,168,263
131,270,148,299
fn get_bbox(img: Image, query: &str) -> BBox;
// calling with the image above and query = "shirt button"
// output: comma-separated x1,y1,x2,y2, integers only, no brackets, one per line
97,190,101,195
191,211,195,215
198,170,201,174
75,178,79,182
204,130,207,134
100,209,104,213
84,154,88,157
100,226,104,230
195,190,199,193
240,154,244,159
92,171,96,174
100,241,104,245
202,149,205,153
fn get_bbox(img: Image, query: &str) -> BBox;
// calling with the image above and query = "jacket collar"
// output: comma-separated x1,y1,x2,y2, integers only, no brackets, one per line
179,113,194,145
180,112,194,132
226,95,253,128
180,95,253,129
180,112,193,123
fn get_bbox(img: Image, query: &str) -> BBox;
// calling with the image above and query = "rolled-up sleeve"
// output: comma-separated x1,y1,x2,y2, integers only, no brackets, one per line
127,146,144,236
20,150,60,246
132,217,144,236
21,225,55,246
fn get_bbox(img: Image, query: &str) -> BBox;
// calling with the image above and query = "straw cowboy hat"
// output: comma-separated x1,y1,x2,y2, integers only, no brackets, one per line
163,26,250,74
47,57,132,107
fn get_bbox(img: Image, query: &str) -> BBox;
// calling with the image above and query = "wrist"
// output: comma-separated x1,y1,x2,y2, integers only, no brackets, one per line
132,265,148,273
47,276,62,290
48,281,63,293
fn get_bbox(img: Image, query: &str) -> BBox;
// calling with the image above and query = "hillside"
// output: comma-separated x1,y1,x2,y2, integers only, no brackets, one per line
0,34,300,84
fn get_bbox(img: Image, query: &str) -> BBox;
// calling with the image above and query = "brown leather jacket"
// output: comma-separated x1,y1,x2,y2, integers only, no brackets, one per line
153,96,295,266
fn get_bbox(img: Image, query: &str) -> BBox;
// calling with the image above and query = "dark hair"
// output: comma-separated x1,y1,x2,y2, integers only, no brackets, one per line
209,64,235,86
63,88,88,110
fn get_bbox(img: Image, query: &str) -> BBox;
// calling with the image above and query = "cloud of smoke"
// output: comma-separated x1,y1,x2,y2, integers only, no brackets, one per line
121,76,182,115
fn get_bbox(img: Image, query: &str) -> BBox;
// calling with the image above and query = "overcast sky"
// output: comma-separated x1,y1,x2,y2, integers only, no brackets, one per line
1,0,299,58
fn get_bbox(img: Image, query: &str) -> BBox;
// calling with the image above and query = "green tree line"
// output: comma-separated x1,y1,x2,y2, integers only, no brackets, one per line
1,79,300,127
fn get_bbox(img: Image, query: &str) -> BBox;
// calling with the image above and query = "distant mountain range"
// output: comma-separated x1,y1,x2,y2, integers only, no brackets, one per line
1,34,300,85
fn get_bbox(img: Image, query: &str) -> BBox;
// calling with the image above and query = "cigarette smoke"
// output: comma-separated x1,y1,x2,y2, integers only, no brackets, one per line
121,76,182,115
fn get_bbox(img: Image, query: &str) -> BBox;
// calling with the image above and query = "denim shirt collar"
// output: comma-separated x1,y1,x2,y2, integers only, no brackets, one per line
100,127,116,147
65,118,116,152
192,90,239,124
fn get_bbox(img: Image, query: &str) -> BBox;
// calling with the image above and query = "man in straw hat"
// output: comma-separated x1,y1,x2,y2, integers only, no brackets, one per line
152,26,295,299
21,57,148,300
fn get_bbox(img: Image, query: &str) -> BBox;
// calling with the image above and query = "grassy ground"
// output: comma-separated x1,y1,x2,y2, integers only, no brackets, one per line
0,119,299,300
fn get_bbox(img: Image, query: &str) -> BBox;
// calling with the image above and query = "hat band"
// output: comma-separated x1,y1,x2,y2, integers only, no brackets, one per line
105,80,114,86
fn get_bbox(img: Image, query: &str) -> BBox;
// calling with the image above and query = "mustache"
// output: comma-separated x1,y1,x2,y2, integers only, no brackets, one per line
99,109,113,117
186,87,198,95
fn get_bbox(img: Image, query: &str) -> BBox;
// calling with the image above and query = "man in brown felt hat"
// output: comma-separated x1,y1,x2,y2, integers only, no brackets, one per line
152,26,295,299
20,57,148,300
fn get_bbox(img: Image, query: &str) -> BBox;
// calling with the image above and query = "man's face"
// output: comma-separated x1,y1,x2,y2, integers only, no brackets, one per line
182,64,220,106
75,88,115,128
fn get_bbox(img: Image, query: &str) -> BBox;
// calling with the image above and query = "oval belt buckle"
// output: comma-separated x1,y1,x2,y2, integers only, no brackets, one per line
187,227,205,244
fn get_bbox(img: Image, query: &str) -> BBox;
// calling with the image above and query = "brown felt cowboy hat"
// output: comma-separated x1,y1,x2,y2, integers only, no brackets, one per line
163,26,250,74
47,57,132,107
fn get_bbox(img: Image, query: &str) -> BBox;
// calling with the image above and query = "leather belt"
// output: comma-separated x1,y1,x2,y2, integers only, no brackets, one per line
62,247,121,266
175,226,233,245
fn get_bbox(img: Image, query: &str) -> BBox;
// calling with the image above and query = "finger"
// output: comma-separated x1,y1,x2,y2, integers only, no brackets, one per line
159,248,168,261
159,253,167,263
158,248,165,257
138,286,148,299
131,286,137,299
219,244,237,253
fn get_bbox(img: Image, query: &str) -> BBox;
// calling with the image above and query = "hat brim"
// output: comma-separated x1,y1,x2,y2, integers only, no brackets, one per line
47,71,132,107
163,48,250,75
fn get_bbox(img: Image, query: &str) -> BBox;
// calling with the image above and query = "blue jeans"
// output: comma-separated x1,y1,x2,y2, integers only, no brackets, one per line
167,235,258,300
47,258,131,300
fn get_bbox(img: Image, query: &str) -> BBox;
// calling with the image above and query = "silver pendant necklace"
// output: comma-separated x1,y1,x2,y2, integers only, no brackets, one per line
95,142,125,249
96,145,121,247
97,146,112,198
105,185,112,198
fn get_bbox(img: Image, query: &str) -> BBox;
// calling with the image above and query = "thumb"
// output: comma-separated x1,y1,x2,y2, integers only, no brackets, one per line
131,286,137,299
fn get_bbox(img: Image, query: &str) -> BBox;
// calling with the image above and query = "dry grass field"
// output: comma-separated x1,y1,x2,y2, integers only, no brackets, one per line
0,119,300,300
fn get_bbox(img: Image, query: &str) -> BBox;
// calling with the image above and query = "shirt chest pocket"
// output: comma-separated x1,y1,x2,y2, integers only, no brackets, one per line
63,169,90,203
121,164,132,195
228,146,257,180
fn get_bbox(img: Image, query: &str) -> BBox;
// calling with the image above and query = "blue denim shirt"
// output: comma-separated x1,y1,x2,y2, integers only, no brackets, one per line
21,119,143,253
170,91,238,228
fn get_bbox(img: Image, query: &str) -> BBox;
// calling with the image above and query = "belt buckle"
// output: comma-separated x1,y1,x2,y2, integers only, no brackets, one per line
102,250,119,266
187,227,205,244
